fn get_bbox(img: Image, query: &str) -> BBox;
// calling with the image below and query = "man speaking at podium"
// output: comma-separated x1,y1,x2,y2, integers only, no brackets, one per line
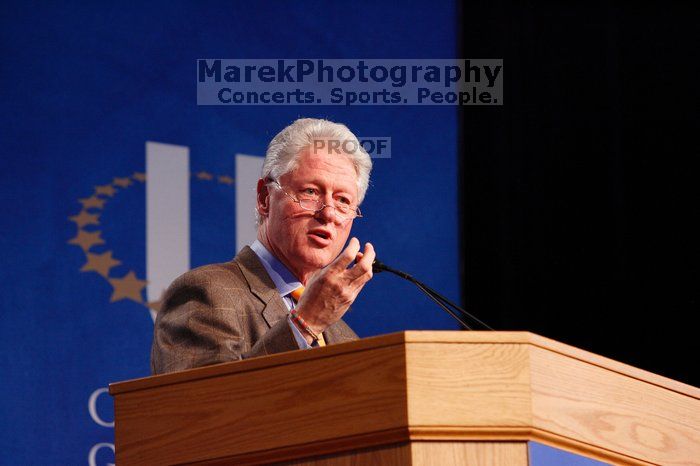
151,119,375,374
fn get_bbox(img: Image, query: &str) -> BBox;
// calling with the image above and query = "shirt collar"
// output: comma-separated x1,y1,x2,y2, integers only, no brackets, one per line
250,239,302,298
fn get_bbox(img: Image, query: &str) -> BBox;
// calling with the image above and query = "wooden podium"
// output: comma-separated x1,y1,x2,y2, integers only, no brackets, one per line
109,332,700,465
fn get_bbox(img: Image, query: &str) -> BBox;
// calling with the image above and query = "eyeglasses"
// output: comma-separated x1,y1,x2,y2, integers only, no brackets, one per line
269,179,363,221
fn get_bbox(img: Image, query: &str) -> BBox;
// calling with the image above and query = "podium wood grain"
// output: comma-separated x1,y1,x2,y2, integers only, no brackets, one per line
285,442,528,466
110,331,700,465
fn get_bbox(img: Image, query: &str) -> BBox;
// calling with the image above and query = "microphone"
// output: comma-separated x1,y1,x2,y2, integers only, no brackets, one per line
372,259,493,330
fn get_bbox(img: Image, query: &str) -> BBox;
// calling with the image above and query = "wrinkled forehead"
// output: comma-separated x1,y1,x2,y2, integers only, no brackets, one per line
282,146,359,193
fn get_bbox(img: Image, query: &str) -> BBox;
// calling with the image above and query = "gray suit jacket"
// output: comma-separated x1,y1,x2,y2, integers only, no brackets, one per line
151,246,359,374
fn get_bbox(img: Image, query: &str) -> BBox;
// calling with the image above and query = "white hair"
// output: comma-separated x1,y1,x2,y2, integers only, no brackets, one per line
256,118,372,225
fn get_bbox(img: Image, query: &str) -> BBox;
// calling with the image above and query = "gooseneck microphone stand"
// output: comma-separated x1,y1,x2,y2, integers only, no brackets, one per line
372,259,493,331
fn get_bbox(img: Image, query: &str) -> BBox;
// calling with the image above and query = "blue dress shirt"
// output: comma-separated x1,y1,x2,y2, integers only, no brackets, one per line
249,240,312,349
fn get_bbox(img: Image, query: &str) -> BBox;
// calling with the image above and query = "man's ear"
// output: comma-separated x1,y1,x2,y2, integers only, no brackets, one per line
256,178,270,218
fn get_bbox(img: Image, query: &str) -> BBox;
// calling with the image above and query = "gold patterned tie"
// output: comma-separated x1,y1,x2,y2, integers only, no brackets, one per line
290,285,304,303
290,285,326,347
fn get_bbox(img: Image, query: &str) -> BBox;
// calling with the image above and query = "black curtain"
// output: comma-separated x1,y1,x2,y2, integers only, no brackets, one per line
458,1,698,386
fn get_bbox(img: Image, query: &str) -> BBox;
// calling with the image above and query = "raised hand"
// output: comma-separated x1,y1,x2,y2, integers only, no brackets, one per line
293,237,375,342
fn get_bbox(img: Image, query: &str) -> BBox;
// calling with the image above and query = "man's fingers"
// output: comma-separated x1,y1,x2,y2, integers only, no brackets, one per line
357,242,376,273
348,242,375,281
331,237,361,271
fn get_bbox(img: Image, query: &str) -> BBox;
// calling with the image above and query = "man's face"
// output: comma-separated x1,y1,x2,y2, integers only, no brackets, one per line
258,147,359,280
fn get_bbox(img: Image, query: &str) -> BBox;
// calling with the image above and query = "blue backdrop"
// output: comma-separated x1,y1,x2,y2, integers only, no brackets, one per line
0,2,460,464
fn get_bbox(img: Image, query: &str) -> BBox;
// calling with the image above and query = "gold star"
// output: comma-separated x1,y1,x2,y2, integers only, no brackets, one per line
132,172,146,182
113,177,133,188
80,251,121,278
95,184,117,197
68,211,100,228
147,297,163,313
146,290,167,314
67,230,105,252
79,196,106,210
108,271,148,304
218,175,234,185
196,171,213,180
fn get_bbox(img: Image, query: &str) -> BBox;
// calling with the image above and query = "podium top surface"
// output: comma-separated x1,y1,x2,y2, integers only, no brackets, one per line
110,330,699,398
110,331,700,466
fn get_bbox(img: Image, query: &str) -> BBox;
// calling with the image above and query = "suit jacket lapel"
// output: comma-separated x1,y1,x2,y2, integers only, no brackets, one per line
235,246,289,328
236,245,359,345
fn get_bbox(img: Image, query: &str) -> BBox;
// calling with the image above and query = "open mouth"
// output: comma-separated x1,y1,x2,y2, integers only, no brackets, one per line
309,230,331,241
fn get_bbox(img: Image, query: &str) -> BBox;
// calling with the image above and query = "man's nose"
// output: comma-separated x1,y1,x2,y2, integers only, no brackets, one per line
314,192,340,222
314,203,338,223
